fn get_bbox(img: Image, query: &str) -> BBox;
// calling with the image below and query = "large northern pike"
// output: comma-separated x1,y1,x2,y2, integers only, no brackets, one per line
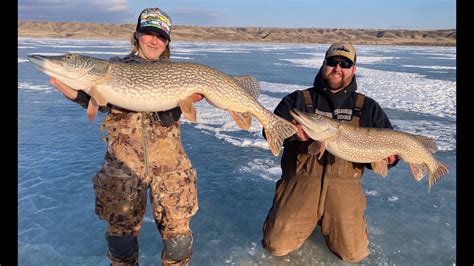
27,53,297,156
289,109,448,190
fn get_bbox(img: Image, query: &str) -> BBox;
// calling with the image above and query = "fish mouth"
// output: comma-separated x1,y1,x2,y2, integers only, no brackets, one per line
289,109,327,141
27,54,56,78
289,109,301,119
27,54,72,80
27,54,47,69
27,54,65,68
27,54,62,72
289,109,307,124
289,109,312,134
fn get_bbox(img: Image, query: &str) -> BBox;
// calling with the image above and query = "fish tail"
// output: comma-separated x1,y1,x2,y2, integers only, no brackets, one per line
264,115,297,156
428,160,449,191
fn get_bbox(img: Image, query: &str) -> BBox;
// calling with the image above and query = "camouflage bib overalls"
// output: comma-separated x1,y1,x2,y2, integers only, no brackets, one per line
93,108,198,266
262,90,370,262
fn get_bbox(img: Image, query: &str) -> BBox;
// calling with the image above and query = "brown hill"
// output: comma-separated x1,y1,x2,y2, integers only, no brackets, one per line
18,20,455,46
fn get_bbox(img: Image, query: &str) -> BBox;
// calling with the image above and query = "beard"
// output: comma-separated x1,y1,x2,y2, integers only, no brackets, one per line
325,78,344,90
323,73,349,91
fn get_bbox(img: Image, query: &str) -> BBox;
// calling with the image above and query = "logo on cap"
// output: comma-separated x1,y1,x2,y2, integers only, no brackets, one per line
335,46,351,53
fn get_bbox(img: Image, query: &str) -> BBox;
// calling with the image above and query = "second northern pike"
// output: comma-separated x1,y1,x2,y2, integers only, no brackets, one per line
27,53,297,156
289,109,448,190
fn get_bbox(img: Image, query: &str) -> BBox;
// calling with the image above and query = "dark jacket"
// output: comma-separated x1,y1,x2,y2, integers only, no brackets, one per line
271,71,398,168
72,54,181,127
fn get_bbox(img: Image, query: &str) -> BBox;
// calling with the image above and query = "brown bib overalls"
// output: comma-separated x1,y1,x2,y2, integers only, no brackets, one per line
262,91,370,262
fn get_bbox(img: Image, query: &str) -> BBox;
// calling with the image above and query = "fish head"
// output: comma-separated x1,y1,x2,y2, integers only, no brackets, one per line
289,109,338,141
27,53,110,91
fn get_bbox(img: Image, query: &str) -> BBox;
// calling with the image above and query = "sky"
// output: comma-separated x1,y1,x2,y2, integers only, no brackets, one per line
18,0,456,30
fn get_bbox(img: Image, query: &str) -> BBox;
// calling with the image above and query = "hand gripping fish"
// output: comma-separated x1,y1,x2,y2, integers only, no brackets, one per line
289,109,448,190
27,53,297,156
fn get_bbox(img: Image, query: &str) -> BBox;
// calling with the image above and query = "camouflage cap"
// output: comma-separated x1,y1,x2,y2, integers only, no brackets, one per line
325,42,356,63
136,8,172,41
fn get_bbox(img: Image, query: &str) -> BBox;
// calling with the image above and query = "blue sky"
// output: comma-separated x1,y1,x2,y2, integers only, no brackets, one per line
18,0,456,30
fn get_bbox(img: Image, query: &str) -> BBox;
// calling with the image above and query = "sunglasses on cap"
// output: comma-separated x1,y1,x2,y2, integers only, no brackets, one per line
325,59,353,69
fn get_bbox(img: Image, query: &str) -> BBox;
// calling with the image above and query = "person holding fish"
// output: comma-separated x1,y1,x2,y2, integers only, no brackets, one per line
261,42,399,262
51,7,203,266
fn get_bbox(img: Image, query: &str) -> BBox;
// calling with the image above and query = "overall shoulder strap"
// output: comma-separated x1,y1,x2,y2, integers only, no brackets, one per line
302,89,314,113
350,92,365,126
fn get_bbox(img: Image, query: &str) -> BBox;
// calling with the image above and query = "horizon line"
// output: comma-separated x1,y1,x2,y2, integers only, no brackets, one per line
18,19,456,32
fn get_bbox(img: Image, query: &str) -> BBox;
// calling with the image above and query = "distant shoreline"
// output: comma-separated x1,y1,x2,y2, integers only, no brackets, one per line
18,20,456,46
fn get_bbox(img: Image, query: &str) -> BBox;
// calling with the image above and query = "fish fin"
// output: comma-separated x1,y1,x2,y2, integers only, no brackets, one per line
307,140,321,156
318,142,328,160
414,135,438,153
307,141,327,160
371,160,388,177
408,162,429,181
231,75,260,99
229,111,252,130
264,116,298,156
179,97,197,122
86,97,99,122
89,87,108,106
428,161,449,191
